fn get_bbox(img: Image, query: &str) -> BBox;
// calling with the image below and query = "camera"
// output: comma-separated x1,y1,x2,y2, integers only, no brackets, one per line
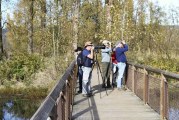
94,45,105,49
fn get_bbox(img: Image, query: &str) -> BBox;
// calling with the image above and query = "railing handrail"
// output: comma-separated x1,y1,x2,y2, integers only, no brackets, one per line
30,60,76,120
127,61,179,80
126,61,179,120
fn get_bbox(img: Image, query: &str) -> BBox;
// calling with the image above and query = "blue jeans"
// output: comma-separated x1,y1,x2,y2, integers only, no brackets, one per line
116,62,126,88
82,66,92,94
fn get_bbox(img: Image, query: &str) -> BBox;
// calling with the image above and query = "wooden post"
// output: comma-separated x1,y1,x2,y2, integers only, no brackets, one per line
131,65,135,93
72,64,77,102
160,74,168,120
50,104,57,120
66,79,70,120
143,69,148,104
164,78,169,120
69,75,73,120
124,63,129,88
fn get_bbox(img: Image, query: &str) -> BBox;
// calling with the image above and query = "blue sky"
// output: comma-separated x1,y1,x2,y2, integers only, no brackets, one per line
150,0,179,25
2,0,179,17
1,0,179,25
2,0,18,24
151,0,179,7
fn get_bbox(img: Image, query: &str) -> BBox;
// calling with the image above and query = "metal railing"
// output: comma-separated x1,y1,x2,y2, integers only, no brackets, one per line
126,62,179,120
30,59,179,120
30,60,77,120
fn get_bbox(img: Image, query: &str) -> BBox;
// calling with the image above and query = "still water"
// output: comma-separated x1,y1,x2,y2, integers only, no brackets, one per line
169,108,179,120
0,86,48,120
0,98,42,120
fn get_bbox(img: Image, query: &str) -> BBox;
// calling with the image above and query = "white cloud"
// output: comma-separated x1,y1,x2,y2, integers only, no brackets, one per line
150,0,179,7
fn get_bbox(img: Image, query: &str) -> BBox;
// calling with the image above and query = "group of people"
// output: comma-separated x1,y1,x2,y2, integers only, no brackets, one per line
75,40,128,97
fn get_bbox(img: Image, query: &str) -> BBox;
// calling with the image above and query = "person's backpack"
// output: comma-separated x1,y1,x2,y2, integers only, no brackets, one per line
77,51,86,66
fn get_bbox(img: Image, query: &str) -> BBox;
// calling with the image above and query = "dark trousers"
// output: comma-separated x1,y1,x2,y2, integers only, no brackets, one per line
101,62,111,86
112,64,118,86
78,66,83,91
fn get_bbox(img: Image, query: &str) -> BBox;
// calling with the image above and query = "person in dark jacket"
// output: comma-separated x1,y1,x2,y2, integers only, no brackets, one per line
115,40,128,90
75,47,83,93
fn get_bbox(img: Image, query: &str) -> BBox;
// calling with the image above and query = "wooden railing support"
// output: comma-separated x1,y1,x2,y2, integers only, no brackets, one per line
143,69,148,104
131,65,135,93
30,60,76,120
126,62,179,120
160,74,168,120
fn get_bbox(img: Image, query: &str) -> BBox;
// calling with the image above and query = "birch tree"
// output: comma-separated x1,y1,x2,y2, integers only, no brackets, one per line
0,0,3,59
106,0,112,40
73,0,80,50
27,0,34,54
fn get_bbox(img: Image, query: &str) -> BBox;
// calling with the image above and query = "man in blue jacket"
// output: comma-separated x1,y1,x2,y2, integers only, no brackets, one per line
82,41,94,97
115,40,128,90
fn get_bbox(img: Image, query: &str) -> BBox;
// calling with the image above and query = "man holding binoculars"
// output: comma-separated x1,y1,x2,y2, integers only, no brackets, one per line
81,41,94,97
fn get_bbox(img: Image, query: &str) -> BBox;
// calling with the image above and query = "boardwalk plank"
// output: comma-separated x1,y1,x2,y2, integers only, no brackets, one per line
72,68,160,120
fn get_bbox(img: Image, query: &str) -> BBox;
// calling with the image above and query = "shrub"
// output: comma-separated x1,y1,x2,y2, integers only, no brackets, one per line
0,53,44,84
128,52,178,73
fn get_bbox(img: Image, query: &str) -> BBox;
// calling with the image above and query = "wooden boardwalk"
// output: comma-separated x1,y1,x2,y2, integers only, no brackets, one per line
72,68,160,120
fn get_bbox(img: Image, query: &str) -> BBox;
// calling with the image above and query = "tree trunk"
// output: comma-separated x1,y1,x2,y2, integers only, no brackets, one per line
40,0,46,55
40,0,46,28
0,0,3,59
73,0,80,50
121,0,126,40
55,0,59,56
28,0,34,54
106,0,112,40
53,24,56,57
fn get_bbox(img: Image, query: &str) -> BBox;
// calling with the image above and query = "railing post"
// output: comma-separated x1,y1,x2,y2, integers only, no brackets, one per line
143,69,148,104
66,79,70,120
68,74,73,120
160,74,168,120
72,64,78,100
131,65,136,93
56,91,65,120
124,63,129,87
164,78,169,120
49,104,57,120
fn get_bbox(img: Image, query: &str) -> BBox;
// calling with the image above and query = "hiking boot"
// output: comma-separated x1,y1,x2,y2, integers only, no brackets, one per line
82,93,93,97
87,93,93,97
106,85,112,88
122,87,127,91
102,84,106,88
77,90,82,93
82,94,88,97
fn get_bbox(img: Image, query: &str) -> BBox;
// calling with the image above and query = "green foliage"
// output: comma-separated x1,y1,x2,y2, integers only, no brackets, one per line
128,52,179,73
0,86,48,99
78,1,100,45
148,58,178,72
0,53,44,84
2,0,179,86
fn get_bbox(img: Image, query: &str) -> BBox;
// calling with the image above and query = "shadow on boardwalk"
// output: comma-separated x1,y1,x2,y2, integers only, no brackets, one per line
72,69,160,120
